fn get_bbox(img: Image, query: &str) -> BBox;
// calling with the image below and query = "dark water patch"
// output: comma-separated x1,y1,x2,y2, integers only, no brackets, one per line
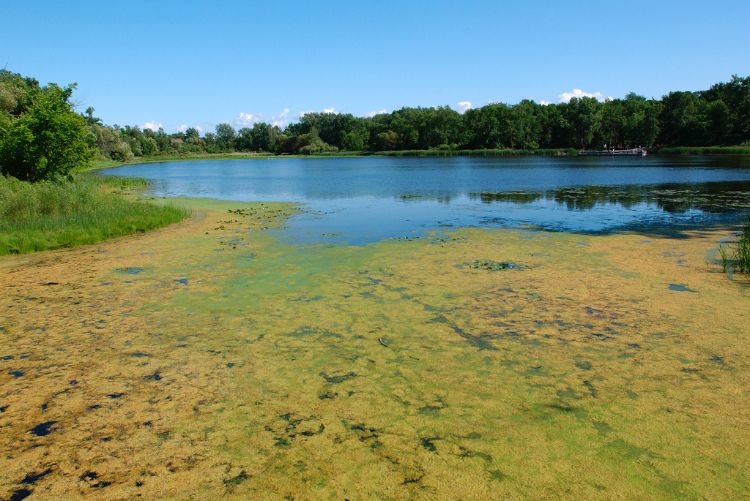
0,405,8,413
420,437,439,452
79,470,111,488
458,446,492,462
175,278,188,285
490,470,508,481
266,413,325,447
583,380,598,398
319,391,338,400
543,402,588,420
226,362,235,368
668,283,697,292
40,403,47,412
21,468,53,485
418,397,448,414
224,470,249,487
2,355,13,360
556,387,583,400
433,315,497,351
575,360,593,371
627,343,641,350
10,370,24,378
584,306,603,317
30,421,57,437
106,392,125,399
349,422,382,449
9,488,32,501
710,354,725,365
128,352,151,358
144,371,162,381
115,267,144,275
87,404,102,411
320,371,357,384
593,421,613,434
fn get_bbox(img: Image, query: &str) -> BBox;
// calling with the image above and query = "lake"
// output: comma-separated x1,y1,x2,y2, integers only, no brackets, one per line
101,155,750,244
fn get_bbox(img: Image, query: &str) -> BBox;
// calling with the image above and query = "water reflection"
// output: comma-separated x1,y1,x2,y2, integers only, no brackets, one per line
469,181,750,214
100,156,750,244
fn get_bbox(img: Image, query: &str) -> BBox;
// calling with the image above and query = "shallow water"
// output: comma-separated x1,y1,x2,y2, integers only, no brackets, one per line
102,155,750,243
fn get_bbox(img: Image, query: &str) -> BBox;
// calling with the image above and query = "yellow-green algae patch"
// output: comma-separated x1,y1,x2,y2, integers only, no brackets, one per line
0,200,748,499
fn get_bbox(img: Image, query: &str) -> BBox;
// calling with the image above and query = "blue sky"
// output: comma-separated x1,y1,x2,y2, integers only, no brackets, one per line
4,0,749,132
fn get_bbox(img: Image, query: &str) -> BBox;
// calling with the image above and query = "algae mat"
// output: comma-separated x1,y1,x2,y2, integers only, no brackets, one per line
0,200,748,499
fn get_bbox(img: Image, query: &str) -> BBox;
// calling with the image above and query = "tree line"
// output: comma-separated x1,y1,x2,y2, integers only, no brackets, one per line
1,69,749,180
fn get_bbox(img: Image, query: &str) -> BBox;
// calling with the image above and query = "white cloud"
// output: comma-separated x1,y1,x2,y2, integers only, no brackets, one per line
235,112,261,127
141,121,163,131
299,107,336,118
456,101,473,114
539,100,551,106
272,108,290,127
365,109,388,118
558,89,611,103
175,124,204,134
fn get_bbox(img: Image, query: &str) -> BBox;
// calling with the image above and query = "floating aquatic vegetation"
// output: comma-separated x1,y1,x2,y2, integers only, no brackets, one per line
464,259,524,271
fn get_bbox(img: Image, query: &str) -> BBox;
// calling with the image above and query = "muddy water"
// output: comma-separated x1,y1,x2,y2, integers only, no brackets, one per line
1,199,749,499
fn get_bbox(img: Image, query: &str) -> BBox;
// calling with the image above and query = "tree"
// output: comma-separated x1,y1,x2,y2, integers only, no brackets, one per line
0,83,93,181
215,123,236,151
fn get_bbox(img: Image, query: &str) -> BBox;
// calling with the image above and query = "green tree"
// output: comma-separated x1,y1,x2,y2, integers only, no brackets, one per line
0,84,93,181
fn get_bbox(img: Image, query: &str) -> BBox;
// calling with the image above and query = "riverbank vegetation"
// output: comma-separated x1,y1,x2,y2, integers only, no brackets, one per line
63,74,750,160
0,174,189,255
3,70,749,164
720,218,750,275
0,74,189,255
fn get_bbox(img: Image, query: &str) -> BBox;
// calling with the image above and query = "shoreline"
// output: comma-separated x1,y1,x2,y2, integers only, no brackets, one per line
89,146,750,172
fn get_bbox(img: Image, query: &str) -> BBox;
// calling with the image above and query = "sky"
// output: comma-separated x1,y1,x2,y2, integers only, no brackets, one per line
3,0,749,133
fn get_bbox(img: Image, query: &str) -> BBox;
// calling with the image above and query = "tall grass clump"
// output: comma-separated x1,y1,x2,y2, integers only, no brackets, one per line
0,175,189,255
719,217,750,275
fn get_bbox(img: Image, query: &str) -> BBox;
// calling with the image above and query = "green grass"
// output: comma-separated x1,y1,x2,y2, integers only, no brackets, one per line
0,174,190,255
720,218,750,275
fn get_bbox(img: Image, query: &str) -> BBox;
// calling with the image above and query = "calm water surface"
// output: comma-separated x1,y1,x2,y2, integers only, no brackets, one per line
102,156,750,244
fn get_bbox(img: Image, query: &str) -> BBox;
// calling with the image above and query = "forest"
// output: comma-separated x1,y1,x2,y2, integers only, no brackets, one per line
1,70,749,171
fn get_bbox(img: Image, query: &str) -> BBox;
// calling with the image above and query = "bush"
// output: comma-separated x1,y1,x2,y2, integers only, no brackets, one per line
0,84,93,181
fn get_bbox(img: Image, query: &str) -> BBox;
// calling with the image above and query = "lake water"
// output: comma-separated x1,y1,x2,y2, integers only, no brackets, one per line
101,155,750,244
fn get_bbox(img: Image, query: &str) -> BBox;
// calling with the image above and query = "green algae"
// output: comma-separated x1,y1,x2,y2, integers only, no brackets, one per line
0,201,749,499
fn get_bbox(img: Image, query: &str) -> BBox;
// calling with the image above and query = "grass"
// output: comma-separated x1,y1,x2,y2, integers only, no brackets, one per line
719,217,750,275
0,174,190,255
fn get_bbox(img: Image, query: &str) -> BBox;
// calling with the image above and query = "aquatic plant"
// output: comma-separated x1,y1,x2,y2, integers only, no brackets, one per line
0,174,189,255
719,217,750,275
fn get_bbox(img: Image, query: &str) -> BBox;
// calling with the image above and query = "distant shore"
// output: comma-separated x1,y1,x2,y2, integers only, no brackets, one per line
90,145,750,172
